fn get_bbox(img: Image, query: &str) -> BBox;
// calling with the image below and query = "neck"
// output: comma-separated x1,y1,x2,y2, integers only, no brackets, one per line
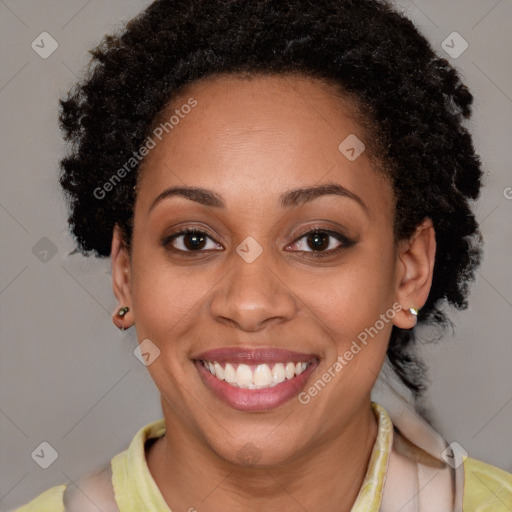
146,400,378,512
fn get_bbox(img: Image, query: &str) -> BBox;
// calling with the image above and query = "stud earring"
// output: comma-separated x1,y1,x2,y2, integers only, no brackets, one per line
116,306,130,331
117,306,129,317
409,307,419,316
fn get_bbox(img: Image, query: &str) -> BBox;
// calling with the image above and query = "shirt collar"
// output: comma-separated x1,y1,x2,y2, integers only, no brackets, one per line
350,401,394,511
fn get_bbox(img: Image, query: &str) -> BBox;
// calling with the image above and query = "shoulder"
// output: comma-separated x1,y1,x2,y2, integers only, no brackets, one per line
10,419,165,512
11,465,119,512
10,484,66,512
463,457,512,512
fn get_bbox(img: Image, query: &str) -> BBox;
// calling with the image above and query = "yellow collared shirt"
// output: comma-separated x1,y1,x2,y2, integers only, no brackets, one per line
12,403,512,511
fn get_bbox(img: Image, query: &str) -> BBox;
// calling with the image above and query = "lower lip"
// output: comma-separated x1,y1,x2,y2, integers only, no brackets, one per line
195,360,318,412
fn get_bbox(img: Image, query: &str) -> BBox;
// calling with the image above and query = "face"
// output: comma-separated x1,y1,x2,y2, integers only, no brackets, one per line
112,74,430,467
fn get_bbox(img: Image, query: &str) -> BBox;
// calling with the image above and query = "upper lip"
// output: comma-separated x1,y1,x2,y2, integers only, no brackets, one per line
193,347,318,365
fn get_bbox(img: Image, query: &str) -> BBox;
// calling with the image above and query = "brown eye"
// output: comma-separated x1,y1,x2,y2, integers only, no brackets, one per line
287,228,355,256
162,229,223,253
306,231,330,251
183,231,207,250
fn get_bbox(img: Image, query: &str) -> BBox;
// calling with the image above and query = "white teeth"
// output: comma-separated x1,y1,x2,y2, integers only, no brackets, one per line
203,360,310,388
253,364,272,387
235,364,253,388
224,363,236,383
214,362,224,380
272,363,286,385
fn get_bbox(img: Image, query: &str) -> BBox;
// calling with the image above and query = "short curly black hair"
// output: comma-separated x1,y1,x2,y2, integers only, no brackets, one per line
59,0,483,397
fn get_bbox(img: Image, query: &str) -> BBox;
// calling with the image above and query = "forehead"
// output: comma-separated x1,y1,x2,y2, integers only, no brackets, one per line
136,74,392,219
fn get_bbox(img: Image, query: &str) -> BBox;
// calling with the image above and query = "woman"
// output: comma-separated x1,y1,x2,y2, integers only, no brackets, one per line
14,0,511,511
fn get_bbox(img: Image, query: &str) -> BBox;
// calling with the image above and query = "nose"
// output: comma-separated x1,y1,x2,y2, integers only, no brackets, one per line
209,249,297,332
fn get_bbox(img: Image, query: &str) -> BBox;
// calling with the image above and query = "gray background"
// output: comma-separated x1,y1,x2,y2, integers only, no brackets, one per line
0,0,511,509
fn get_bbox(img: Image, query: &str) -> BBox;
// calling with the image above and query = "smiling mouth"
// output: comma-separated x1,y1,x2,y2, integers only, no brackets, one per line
193,347,319,411
199,360,311,389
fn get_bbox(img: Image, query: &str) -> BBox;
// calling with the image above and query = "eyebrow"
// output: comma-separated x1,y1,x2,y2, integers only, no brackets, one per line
149,182,368,213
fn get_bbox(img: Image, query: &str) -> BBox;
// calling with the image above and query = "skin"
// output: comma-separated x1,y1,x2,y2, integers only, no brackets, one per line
111,74,436,512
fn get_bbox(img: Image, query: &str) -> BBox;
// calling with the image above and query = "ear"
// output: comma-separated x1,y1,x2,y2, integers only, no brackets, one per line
111,224,134,329
393,218,436,329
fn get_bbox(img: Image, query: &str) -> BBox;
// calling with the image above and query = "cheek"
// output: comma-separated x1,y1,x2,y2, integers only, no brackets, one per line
303,246,396,342
129,242,211,351
132,266,211,342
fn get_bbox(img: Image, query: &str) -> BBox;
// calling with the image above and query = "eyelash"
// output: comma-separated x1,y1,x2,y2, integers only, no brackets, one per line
161,227,355,258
